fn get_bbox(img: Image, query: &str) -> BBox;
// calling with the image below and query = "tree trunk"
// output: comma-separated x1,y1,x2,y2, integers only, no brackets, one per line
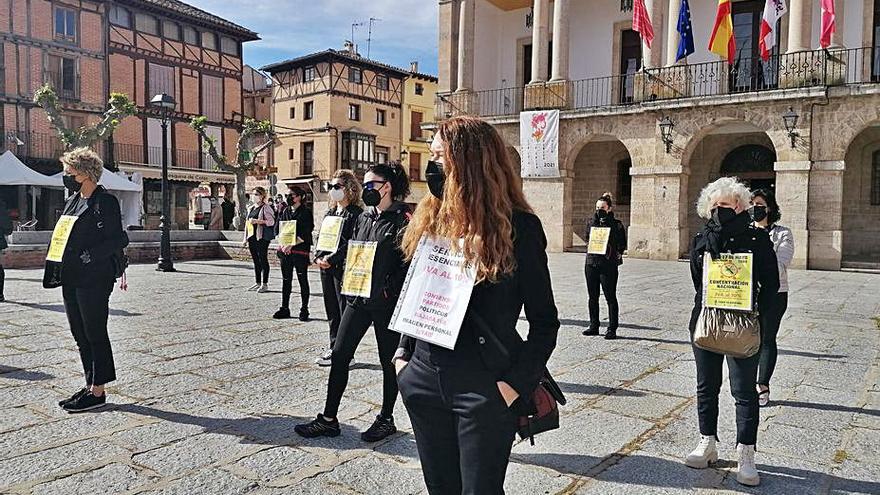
233,170,248,230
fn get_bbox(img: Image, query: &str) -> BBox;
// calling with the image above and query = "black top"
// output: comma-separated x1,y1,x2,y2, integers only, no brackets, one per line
346,202,411,309
397,210,560,398
0,199,11,251
221,200,235,228
43,187,129,289
314,204,364,274
688,212,780,333
585,213,627,267
277,204,314,252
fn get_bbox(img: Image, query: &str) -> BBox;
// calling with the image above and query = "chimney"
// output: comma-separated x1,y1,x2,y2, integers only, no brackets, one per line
410,61,419,73
343,40,358,57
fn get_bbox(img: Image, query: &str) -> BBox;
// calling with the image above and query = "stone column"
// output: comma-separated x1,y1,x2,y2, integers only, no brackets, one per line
665,0,680,66
640,0,662,69
808,160,844,270
786,0,813,53
549,0,569,82
523,177,571,252
530,0,550,84
438,0,460,93
627,165,689,261
830,0,845,48
774,160,811,269
456,0,475,92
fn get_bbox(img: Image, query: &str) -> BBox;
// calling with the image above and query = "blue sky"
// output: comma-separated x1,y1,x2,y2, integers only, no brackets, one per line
185,0,440,75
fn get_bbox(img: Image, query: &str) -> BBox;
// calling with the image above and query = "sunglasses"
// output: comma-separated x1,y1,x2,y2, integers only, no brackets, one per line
362,180,388,190
328,183,344,190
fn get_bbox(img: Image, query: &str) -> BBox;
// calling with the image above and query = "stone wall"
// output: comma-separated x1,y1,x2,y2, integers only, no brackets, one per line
842,126,880,262
570,139,631,247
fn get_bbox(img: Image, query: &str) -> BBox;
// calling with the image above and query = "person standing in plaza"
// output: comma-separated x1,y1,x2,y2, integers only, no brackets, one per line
221,195,235,230
294,162,411,443
685,177,779,487
583,192,627,339
244,186,275,293
273,186,313,321
751,188,793,407
43,147,129,413
394,117,560,494
313,170,363,366
0,198,11,302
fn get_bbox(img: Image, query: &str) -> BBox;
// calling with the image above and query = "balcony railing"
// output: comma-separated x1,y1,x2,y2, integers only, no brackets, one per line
113,142,220,172
0,131,106,163
437,46,880,119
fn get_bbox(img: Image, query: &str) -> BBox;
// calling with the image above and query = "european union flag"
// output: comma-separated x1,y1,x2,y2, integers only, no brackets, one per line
676,0,695,62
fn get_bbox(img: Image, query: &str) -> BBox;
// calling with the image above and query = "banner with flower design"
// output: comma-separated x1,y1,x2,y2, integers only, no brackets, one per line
520,109,560,178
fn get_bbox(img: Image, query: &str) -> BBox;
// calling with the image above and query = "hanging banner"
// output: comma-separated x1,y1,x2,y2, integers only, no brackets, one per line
390,236,478,350
702,252,754,311
46,215,79,262
587,227,611,255
278,220,298,246
520,109,560,178
341,240,378,297
315,216,345,253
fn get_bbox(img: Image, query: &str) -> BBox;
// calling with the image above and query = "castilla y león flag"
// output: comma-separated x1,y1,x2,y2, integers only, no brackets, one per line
759,0,787,61
820,0,835,48
708,0,736,63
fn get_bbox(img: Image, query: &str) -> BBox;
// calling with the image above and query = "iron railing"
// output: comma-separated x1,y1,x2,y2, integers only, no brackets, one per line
114,142,217,171
0,131,106,163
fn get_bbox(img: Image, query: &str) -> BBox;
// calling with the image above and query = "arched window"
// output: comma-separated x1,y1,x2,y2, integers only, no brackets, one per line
720,144,777,191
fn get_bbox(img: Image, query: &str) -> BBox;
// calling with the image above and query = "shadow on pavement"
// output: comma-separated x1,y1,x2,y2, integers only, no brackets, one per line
777,349,846,360
557,319,661,331
6,301,142,317
0,365,55,381
557,382,646,397
773,400,880,417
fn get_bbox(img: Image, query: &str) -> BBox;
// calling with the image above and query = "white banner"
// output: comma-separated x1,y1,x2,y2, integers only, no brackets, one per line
520,109,560,178
389,236,477,350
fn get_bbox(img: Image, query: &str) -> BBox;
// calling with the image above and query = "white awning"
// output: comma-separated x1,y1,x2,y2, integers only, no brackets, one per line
0,151,62,187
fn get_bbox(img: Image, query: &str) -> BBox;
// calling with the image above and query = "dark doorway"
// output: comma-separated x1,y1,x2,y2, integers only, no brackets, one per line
619,29,642,103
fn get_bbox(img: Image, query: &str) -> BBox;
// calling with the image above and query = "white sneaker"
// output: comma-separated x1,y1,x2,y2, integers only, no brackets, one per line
247,283,260,291
736,444,760,486
315,350,332,367
257,283,269,293
685,435,718,469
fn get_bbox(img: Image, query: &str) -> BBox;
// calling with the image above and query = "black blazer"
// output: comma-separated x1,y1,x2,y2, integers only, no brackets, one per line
347,202,411,309
277,204,314,251
585,215,627,267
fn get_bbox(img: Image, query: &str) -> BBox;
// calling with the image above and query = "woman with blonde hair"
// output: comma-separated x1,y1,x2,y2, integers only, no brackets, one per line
393,116,560,494
312,169,363,365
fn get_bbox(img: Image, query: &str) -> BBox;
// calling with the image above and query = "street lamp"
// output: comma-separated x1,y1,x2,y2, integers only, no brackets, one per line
400,149,408,162
150,93,176,272
782,107,799,149
659,116,675,154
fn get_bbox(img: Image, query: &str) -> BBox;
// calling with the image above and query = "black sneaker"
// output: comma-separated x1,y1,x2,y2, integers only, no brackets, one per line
62,391,106,413
582,328,599,336
361,415,397,442
299,308,310,322
0,294,5,302
273,307,291,319
58,387,89,407
604,329,618,340
294,415,341,438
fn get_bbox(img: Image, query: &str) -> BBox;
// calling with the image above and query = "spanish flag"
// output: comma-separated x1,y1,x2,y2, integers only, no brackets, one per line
708,0,736,63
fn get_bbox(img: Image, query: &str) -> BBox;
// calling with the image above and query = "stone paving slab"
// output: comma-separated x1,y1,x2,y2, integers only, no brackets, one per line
0,256,878,494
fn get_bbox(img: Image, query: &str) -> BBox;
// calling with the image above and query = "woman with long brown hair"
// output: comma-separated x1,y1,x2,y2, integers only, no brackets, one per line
394,116,560,494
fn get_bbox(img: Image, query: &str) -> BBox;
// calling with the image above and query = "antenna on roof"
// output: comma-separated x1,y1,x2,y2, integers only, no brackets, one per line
351,21,365,56
366,17,381,59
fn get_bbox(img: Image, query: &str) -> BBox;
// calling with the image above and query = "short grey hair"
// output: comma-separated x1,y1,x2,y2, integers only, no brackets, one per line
61,147,104,184
695,176,752,219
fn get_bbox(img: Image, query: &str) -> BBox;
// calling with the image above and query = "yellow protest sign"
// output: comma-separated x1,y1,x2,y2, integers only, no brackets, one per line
703,252,754,311
587,227,611,255
341,240,377,297
316,216,344,252
278,220,298,246
46,215,79,262
245,220,255,239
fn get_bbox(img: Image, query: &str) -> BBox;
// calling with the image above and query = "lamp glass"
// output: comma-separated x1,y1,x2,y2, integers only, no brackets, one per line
782,108,799,132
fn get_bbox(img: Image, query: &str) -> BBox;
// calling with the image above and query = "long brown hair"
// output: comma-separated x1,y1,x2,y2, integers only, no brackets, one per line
401,116,532,282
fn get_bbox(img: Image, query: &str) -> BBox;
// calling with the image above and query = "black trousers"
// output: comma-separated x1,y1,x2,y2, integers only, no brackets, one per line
0,255,5,296
320,269,345,349
323,303,400,419
278,252,310,310
399,347,517,495
248,238,270,284
585,263,619,331
758,292,789,386
692,343,760,445
62,284,116,386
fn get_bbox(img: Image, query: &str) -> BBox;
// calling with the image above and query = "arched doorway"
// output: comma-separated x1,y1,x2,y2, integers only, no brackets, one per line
720,144,777,191
568,136,633,251
842,124,880,265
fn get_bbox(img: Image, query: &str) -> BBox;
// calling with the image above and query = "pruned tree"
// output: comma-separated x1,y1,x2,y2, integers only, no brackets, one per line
190,116,276,230
34,84,137,150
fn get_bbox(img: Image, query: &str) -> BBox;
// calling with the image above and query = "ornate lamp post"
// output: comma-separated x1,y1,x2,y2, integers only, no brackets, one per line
150,93,176,272
782,107,800,149
659,115,675,154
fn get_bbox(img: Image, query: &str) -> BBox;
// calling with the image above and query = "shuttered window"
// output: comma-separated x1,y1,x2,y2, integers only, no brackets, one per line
149,63,175,102
202,75,223,122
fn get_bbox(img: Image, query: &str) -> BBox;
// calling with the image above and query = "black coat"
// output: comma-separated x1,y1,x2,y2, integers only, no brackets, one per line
688,213,780,333
314,204,364,275
277,204,314,252
346,202,411,309
585,214,627,267
397,211,560,398
0,199,11,251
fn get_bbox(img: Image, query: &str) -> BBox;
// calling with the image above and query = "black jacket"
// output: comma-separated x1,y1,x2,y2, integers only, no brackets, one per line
43,187,129,289
688,213,779,333
585,213,627,267
346,202,410,309
397,211,560,398
276,204,314,252
0,199,11,251
315,204,364,274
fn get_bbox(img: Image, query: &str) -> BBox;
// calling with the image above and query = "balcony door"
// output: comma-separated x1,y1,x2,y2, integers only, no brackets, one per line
730,0,779,92
873,0,880,80
301,141,314,175
619,29,641,104
522,41,553,86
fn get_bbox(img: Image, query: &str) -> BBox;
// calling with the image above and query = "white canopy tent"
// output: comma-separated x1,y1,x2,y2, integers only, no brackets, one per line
51,170,143,228
0,150,60,187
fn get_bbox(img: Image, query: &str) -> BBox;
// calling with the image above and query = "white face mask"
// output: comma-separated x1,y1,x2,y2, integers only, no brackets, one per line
328,188,345,202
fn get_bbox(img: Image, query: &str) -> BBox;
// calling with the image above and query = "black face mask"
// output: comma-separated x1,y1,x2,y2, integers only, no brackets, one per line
63,175,82,194
362,188,382,207
426,160,445,200
711,206,737,225
750,205,768,222
594,209,609,221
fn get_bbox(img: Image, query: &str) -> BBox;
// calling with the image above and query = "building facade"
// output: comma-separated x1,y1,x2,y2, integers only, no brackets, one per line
402,63,438,185
436,0,880,270
242,64,274,195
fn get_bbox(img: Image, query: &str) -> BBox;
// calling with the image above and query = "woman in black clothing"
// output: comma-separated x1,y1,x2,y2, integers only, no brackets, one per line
273,186,314,321
295,162,411,443
685,177,779,487
43,147,129,413
313,169,363,366
394,116,560,495
0,198,11,302
244,186,275,293
583,192,627,339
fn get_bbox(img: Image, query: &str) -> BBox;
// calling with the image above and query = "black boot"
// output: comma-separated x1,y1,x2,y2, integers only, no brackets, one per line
299,308,310,322
582,326,599,336
604,328,617,340
273,307,291,319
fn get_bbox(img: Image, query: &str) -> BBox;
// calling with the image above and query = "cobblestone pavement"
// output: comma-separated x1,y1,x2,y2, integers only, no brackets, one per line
0,255,878,494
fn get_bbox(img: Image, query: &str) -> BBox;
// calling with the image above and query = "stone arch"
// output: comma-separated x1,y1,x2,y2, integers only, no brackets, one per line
841,122,880,265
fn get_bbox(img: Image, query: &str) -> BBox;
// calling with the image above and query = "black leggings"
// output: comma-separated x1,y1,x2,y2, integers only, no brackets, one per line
692,343,760,445
278,252,310,310
320,269,345,349
62,284,116,386
585,263,619,331
758,292,789,386
323,304,401,419
248,238,270,284
0,255,5,296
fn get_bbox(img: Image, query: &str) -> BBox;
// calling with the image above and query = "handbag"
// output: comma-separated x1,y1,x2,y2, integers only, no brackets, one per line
693,306,761,358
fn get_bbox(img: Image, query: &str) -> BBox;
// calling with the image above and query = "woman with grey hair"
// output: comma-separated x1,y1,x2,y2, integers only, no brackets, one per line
43,147,128,413
685,177,779,486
